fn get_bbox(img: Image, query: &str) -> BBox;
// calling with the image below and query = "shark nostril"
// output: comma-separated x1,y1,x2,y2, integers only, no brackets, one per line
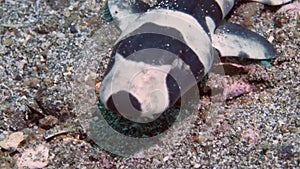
106,91,142,116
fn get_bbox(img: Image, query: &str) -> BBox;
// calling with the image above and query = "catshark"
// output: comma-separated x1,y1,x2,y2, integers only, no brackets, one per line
99,0,291,119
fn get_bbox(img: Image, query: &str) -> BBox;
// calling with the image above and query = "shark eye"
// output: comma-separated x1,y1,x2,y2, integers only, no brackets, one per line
106,91,142,116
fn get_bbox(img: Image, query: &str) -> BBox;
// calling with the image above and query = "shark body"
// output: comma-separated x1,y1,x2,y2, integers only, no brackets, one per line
99,0,291,119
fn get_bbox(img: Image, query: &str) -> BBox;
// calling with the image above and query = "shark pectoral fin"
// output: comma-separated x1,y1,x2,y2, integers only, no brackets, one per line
212,22,276,60
107,0,151,30
250,0,292,6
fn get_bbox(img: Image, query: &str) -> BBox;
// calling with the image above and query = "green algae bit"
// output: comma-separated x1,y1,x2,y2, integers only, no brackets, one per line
96,101,180,138
104,2,113,22
261,60,272,68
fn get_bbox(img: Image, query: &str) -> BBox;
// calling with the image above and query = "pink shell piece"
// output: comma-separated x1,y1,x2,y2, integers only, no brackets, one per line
277,2,300,14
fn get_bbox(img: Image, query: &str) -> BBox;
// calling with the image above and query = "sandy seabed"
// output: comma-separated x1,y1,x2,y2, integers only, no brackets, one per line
0,0,299,168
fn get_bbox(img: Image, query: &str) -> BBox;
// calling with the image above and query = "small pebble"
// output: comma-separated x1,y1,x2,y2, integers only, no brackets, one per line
39,115,59,130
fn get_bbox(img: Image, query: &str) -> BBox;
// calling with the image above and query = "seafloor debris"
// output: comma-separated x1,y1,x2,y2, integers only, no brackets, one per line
0,132,24,151
276,2,300,14
16,144,50,169
222,78,252,100
44,126,71,140
205,62,270,102
39,115,59,130
241,128,260,145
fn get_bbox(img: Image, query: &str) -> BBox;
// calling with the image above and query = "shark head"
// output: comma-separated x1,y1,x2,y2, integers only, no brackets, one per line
99,52,174,120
